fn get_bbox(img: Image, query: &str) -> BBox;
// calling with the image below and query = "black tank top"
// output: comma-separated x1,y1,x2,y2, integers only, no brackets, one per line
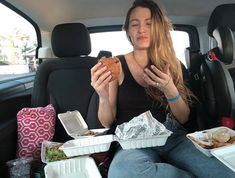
115,55,167,125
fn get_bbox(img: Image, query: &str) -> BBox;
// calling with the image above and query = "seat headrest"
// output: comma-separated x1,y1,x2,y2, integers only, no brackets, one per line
212,26,234,64
208,4,235,37
51,23,91,57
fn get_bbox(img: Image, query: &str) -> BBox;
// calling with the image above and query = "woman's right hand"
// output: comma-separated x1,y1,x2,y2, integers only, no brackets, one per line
90,62,112,99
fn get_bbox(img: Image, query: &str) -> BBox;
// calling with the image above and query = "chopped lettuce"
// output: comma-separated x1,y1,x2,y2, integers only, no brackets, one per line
45,144,67,162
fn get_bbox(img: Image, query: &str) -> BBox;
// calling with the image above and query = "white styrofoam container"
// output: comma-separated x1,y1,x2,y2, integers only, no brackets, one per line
57,110,172,157
58,111,88,137
59,135,114,157
58,110,109,138
59,132,172,157
117,130,172,149
211,144,235,172
187,126,235,157
44,156,102,178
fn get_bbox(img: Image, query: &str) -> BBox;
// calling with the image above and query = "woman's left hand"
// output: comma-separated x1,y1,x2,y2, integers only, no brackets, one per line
143,64,175,94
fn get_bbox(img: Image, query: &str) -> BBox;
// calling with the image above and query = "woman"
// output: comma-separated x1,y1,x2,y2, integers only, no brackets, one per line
91,0,235,177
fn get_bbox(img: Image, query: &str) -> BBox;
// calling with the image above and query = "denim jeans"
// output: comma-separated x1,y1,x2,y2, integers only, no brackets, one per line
108,115,235,178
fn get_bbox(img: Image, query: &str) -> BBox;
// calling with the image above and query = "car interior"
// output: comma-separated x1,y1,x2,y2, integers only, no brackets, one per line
0,0,235,178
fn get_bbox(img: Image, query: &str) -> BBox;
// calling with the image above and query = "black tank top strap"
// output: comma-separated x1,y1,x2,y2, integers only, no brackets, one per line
117,55,130,80
117,55,126,69
117,55,137,85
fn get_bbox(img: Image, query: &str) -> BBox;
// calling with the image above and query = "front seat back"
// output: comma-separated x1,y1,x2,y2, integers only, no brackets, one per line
200,26,235,128
31,23,102,142
207,4,235,37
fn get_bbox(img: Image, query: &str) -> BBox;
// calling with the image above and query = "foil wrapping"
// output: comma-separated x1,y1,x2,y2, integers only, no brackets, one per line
115,111,169,140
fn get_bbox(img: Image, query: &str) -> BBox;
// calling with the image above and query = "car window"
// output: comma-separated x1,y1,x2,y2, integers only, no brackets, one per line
90,30,189,67
0,4,38,82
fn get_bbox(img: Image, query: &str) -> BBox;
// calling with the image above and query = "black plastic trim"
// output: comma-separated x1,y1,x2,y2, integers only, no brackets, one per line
0,75,34,102
174,24,200,49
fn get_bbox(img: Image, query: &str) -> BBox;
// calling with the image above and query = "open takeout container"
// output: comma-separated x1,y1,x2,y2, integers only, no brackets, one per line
187,126,235,157
58,110,172,157
41,141,68,163
58,110,109,138
41,141,102,177
117,130,172,149
44,156,102,178
59,135,114,157
59,132,172,157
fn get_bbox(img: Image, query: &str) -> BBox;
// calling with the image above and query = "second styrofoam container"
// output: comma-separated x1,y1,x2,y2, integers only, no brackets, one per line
211,144,235,172
59,135,114,157
60,131,172,157
117,130,172,149
44,156,102,178
187,126,235,157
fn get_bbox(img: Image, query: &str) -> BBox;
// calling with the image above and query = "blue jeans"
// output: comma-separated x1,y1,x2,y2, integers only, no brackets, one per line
108,115,235,178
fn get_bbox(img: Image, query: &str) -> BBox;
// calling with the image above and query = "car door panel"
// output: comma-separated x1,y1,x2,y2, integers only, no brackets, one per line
0,76,34,178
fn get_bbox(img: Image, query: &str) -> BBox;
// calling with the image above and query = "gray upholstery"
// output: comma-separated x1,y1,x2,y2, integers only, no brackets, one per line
31,23,102,142
212,26,234,64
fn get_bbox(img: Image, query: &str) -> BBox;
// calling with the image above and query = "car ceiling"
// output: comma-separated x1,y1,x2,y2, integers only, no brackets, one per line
4,0,235,32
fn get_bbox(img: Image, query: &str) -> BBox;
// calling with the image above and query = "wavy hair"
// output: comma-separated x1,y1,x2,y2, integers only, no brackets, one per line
123,0,194,107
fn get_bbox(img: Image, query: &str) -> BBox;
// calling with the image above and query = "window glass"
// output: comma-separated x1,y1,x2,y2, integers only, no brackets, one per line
90,30,189,67
0,4,37,81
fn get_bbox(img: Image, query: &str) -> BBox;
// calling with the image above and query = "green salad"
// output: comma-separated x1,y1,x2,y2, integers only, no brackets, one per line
45,144,67,162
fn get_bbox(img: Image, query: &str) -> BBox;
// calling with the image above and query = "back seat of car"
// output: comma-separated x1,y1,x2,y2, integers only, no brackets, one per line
31,23,104,142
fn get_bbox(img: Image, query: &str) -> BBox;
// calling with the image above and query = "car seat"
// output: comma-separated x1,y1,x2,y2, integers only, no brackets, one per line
184,47,206,131
31,23,103,142
185,47,204,100
200,25,235,129
201,4,235,129
208,3,235,88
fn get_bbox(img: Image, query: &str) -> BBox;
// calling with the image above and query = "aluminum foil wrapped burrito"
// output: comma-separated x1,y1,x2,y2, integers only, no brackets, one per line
115,111,169,140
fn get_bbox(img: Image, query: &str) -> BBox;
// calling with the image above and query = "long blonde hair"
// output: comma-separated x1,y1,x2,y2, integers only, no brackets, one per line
124,0,193,107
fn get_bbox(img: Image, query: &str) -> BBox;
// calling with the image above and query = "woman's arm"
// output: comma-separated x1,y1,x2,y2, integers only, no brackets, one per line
164,84,190,124
143,64,190,124
98,80,118,127
90,61,119,128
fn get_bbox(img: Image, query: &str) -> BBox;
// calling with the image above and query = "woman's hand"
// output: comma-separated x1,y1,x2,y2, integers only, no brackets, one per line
143,64,178,97
90,62,112,99
143,64,190,123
